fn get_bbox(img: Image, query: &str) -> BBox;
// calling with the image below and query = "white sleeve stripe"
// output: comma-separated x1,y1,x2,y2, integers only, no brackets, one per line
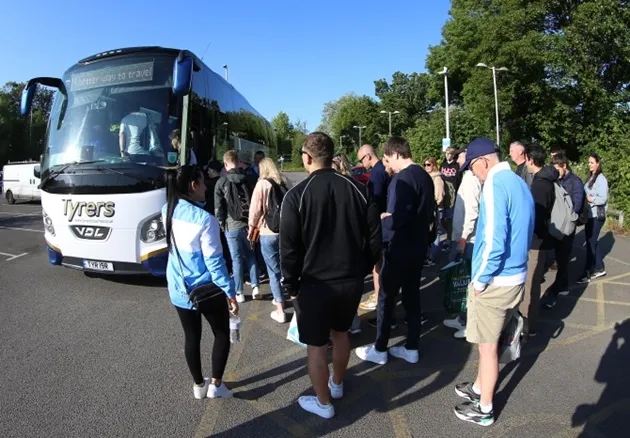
333,173,367,204
472,175,495,284
298,176,317,213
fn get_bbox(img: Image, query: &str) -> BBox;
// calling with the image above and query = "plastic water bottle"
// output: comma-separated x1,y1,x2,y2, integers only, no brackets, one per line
229,316,241,344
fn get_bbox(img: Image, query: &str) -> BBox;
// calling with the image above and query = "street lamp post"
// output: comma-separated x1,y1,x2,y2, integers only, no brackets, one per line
477,63,509,147
222,64,229,81
353,125,366,148
437,67,450,148
340,134,346,151
379,110,400,136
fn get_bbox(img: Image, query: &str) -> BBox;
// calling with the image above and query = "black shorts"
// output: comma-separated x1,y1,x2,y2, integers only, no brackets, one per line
294,278,363,347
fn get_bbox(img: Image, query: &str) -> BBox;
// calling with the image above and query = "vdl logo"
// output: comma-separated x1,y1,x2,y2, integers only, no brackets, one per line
70,225,111,241
62,200,115,222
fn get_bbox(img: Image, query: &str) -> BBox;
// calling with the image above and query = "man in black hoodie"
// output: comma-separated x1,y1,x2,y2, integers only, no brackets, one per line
215,150,260,303
521,145,557,335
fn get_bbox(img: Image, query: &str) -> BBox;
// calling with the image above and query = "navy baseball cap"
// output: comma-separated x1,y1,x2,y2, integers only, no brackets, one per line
460,137,497,172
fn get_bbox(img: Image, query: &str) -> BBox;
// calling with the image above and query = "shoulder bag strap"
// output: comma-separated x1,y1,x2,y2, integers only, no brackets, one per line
170,229,190,293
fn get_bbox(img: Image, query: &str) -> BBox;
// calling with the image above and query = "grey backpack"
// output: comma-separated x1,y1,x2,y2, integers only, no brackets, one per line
548,182,578,240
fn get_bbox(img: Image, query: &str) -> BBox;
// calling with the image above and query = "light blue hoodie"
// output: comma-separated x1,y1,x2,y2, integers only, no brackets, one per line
472,162,534,291
162,199,235,309
584,173,609,218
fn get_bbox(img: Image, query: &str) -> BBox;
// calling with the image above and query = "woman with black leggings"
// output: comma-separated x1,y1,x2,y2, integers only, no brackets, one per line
163,166,239,399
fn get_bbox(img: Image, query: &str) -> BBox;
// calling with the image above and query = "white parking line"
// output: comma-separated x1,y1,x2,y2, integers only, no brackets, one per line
0,251,28,261
0,226,44,233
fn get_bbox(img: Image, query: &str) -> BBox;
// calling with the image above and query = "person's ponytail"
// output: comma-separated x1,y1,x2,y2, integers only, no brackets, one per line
165,169,180,249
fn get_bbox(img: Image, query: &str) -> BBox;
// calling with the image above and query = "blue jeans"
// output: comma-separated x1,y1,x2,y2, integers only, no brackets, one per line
225,228,259,293
259,234,283,303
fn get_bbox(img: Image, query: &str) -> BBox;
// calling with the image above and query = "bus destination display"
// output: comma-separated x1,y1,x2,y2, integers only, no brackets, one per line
71,62,154,92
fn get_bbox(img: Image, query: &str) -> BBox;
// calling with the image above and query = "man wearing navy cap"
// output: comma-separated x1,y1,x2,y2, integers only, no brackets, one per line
452,138,534,427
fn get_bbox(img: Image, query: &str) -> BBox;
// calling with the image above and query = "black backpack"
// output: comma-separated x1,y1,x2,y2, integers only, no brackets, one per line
265,179,288,233
226,180,251,223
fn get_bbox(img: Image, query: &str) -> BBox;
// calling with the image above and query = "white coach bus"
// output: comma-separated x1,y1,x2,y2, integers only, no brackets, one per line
21,46,275,275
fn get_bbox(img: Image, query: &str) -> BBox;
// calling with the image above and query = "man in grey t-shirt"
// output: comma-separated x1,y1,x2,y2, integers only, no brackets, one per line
119,111,162,156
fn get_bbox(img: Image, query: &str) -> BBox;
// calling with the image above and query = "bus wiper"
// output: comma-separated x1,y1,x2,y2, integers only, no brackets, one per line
39,159,107,188
94,164,160,185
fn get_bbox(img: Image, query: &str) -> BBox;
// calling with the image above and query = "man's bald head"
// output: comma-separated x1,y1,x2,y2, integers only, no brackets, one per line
358,144,379,170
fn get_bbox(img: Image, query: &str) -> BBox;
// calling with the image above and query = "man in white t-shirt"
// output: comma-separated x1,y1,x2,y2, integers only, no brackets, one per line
119,111,162,156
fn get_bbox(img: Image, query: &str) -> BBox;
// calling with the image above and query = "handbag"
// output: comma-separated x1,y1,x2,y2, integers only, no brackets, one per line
596,205,606,222
171,231,223,309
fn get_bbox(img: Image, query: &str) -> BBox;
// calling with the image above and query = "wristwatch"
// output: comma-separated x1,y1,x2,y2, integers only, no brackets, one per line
228,296,237,303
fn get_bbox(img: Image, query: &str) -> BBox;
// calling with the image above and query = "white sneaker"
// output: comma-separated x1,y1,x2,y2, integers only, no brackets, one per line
355,344,388,365
236,292,245,303
193,378,209,399
443,316,465,331
207,382,233,399
270,310,287,323
454,328,466,339
328,375,344,399
298,396,335,419
389,346,419,364
252,286,261,300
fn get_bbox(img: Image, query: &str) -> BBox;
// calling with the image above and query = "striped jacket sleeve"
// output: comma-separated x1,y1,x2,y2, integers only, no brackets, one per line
472,179,509,291
200,214,236,298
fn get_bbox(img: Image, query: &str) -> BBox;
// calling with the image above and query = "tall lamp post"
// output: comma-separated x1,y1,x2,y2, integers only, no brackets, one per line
339,134,346,152
476,63,509,147
379,110,400,136
437,67,450,150
222,64,229,81
353,125,366,148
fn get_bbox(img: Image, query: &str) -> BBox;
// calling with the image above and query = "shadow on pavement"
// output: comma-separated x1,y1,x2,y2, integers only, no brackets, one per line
572,319,630,437
208,262,472,437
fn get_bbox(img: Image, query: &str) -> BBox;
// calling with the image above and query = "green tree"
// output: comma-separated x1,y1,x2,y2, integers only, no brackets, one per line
271,111,295,157
374,72,436,136
0,82,52,166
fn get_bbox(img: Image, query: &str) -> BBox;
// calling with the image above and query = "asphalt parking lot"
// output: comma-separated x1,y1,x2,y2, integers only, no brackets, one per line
0,186,628,438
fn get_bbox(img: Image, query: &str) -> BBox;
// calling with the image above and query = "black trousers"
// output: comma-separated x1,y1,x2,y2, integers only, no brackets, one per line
550,232,575,295
375,249,424,352
175,295,231,384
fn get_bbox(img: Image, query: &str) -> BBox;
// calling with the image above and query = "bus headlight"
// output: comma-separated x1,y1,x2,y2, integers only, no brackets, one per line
141,214,165,243
42,210,55,236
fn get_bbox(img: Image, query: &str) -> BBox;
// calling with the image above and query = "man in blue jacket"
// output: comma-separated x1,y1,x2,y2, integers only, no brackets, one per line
452,138,534,427
545,152,584,308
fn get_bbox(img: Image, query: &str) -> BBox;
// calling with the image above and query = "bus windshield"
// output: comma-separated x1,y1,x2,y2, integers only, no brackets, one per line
42,55,181,177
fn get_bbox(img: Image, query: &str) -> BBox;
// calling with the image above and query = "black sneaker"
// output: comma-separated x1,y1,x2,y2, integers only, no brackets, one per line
454,401,494,427
368,318,397,330
577,272,591,284
454,382,480,403
544,295,557,309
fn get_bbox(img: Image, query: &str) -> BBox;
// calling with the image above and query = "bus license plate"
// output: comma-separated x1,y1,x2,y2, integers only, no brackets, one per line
83,260,114,271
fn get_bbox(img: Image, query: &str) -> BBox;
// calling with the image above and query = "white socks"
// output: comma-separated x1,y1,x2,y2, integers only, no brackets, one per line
480,402,493,414
472,383,481,395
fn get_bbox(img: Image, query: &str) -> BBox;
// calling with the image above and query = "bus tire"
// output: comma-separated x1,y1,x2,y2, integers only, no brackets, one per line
5,190,15,205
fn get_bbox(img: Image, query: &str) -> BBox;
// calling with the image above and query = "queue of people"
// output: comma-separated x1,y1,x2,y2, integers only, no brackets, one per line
160,133,610,428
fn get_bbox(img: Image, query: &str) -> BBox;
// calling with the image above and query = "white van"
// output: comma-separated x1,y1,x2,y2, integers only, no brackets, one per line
2,161,41,204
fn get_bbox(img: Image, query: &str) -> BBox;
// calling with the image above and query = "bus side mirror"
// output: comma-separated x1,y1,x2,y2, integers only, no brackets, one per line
172,54,193,97
21,83,37,116
34,165,41,179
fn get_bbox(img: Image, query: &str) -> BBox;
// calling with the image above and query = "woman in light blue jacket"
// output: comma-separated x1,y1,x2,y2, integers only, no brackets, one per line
162,166,239,399
578,154,608,283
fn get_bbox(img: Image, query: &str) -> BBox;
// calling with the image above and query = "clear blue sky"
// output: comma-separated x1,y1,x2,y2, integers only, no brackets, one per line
1,0,450,131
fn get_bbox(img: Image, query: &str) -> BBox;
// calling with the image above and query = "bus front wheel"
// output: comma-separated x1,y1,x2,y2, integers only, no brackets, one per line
5,190,15,205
